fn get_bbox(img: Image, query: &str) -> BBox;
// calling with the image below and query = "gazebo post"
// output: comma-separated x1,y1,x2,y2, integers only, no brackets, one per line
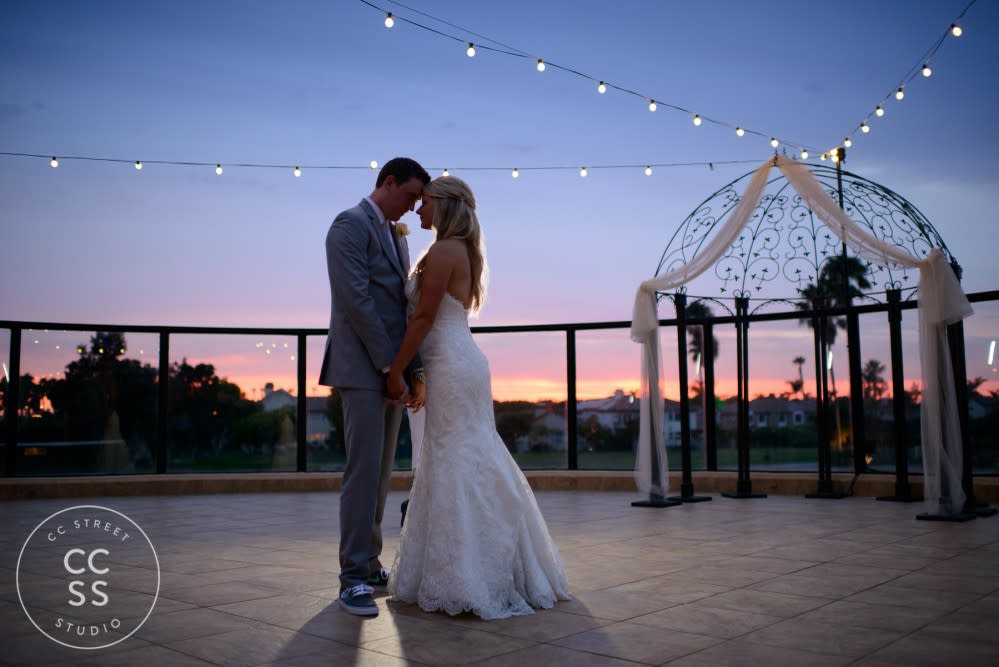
722,296,765,499
807,294,846,499
669,292,711,503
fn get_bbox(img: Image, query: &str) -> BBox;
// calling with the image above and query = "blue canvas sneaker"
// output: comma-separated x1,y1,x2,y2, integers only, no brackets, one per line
339,584,378,616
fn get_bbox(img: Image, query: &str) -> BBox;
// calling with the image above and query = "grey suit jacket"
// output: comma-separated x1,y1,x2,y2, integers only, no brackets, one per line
319,199,415,390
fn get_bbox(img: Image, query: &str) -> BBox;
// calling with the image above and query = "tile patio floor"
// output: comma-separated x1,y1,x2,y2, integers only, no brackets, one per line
2,491,998,666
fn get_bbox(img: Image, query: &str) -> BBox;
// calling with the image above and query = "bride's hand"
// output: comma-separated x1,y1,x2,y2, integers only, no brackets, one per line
406,379,426,412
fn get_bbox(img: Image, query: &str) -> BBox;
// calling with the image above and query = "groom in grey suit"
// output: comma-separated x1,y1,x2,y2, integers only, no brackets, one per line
319,157,430,616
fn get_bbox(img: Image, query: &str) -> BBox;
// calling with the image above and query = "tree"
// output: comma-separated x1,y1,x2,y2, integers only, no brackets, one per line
862,359,887,403
796,255,872,449
168,359,255,462
686,301,718,439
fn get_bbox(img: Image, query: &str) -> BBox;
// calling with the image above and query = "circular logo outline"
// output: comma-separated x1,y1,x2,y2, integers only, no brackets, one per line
16,504,161,650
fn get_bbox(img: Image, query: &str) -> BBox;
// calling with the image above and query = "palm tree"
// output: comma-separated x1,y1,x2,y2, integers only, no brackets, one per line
685,301,718,438
793,356,806,398
796,255,872,448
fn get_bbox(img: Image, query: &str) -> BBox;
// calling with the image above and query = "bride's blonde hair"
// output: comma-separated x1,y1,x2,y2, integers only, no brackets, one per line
415,176,488,313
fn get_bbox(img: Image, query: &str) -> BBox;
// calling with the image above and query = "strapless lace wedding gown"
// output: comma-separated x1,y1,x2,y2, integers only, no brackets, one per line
389,278,570,620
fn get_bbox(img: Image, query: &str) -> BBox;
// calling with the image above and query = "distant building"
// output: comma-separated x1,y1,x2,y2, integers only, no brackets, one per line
259,383,332,447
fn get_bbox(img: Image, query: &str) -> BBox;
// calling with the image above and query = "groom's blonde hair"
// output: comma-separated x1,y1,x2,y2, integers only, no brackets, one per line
417,176,487,314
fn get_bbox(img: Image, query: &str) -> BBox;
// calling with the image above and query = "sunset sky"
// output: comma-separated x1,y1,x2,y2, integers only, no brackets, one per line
2,0,998,402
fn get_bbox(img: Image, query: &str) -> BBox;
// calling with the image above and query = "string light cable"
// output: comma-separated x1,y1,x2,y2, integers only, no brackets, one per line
0,151,761,177
359,0,819,155
834,0,977,154
361,0,979,160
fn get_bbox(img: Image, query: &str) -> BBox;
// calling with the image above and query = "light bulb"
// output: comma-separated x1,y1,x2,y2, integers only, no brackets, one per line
951,23,962,37
921,63,932,77
692,114,701,126
215,164,223,175
384,12,394,28
536,59,545,72
294,166,301,177
466,43,475,57
442,168,449,177
895,87,905,100
736,127,744,137
875,105,884,117
800,150,809,160
860,122,870,133
844,137,853,148
648,100,656,112
770,137,779,148
511,168,519,178
50,157,58,168
134,160,142,170
820,153,827,161
644,166,652,176
597,81,606,94
370,160,378,169
831,151,840,163
579,167,587,177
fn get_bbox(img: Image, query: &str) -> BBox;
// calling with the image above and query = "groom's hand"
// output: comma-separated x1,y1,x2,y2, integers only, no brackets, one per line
385,371,410,404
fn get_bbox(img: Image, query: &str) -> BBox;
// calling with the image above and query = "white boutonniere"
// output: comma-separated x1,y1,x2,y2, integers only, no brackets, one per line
393,222,410,238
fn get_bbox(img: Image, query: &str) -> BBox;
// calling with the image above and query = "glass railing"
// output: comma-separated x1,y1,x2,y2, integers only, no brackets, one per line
2,289,997,478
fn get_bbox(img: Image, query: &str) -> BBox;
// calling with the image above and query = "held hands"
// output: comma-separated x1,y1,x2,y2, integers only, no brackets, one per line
385,371,410,405
407,378,426,412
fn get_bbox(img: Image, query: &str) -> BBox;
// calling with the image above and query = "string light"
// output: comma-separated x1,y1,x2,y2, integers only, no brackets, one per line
370,160,378,169
384,12,394,28
800,149,808,160
921,63,932,77
134,160,142,170
844,137,853,148
442,168,449,176
644,165,652,176
820,153,827,161
770,137,778,148
875,105,885,117
294,166,301,177
466,43,475,57
860,122,870,133
367,0,976,160
50,157,58,168
895,87,905,100
735,127,744,137
579,166,587,177
511,168,519,178
215,164,223,175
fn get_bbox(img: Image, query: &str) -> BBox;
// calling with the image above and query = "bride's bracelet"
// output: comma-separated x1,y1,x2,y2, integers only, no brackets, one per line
411,369,426,383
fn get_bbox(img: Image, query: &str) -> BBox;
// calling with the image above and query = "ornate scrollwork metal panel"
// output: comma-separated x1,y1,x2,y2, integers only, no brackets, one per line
654,163,957,305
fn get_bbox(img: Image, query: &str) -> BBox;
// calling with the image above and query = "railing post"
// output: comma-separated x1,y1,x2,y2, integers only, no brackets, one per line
847,309,866,475
157,331,169,474
703,321,718,471
566,327,577,470
876,289,918,502
5,327,21,476
297,334,308,472
723,297,765,499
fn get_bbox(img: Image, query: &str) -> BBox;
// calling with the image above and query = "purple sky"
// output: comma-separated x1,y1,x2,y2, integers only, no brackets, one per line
2,0,997,399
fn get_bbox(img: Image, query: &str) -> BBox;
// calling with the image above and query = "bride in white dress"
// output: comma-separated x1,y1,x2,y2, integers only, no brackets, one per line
385,176,570,620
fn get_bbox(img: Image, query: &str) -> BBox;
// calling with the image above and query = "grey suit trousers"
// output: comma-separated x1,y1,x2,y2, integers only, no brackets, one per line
339,387,403,589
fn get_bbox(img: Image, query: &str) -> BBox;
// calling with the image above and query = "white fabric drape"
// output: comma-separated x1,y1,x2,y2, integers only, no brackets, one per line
631,156,972,513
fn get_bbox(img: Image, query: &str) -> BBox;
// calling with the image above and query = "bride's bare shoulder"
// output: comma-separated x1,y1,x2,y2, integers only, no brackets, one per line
426,238,467,262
